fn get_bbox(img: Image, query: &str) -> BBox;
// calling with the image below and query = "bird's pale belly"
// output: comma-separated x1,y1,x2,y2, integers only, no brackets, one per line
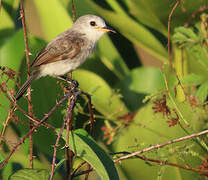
38,55,87,77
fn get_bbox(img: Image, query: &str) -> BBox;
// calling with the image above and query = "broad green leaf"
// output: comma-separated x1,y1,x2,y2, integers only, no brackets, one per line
33,0,72,41
196,82,208,103
61,129,119,180
0,30,24,69
9,169,49,180
119,67,165,110
0,30,25,131
73,69,128,118
121,67,165,94
114,103,203,180
1,0,20,19
123,0,167,36
181,74,205,86
124,0,207,35
97,35,130,79
0,6,14,30
85,0,168,63
173,27,200,46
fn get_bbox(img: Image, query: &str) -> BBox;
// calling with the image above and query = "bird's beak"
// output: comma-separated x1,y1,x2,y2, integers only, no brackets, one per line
94,26,116,33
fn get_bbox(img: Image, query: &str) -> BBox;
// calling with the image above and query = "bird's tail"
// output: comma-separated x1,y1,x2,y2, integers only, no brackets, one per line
15,70,39,100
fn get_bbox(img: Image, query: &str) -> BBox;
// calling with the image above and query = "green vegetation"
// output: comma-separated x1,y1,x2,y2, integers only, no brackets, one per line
1,0,208,179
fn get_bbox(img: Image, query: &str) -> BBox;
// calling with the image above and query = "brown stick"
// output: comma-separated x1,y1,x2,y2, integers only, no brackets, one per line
20,0,34,168
112,151,208,174
114,129,208,162
81,91,94,136
0,88,75,170
168,0,180,68
50,91,81,180
71,0,76,22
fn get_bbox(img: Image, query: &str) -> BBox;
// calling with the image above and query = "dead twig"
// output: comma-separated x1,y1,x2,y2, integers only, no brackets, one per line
20,0,34,168
71,0,76,22
0,85,77,170
114,129,208,162
50,91,81,180
168,0,181,68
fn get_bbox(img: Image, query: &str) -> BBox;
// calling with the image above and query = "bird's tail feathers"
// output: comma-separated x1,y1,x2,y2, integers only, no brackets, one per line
15,70,39,100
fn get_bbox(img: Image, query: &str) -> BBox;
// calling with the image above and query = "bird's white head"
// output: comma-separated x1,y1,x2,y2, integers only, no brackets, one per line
73,14,115,42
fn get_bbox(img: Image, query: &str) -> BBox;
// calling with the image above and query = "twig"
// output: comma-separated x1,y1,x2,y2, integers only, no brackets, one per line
0,87,76,170
20,0,34,168
168,0,181,68
84,164,91,180
73,168,93,178
50,117,66,180
81,91,94,136
185,6,208,27
66,95,74,180
112,151,208,174
114,129,208,162
71,0,76,22
71,161,87,178
50,91,81,180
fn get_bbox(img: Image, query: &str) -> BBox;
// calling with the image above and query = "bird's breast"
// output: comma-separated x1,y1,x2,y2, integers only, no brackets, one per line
38,46,93,77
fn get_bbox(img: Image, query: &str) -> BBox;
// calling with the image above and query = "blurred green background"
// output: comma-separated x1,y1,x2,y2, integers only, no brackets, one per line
1,0,208,179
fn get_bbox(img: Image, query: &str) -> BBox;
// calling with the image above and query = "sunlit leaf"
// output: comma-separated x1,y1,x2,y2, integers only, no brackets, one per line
73,69,128,118
33,0,73,41
9,169,49,180
61,129,119,180
86,0,168,63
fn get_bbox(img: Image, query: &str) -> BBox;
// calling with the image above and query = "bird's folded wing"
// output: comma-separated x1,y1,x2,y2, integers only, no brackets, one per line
31,37,84,67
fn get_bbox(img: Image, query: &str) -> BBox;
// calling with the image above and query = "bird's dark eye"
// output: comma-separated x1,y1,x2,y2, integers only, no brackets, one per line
90,21,96,26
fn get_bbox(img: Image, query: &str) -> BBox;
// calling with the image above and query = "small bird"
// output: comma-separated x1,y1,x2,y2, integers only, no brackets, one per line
16,14,115,100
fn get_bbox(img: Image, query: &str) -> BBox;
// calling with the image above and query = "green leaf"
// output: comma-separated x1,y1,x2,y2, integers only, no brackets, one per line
0,6,14,30
73,69,128,118
97,35,130,79
9,169,49,180
121,67,165,94
181,74,205,86
0,30,25,70
114,102,203,179
33,0,72,41
61,129,119,180
173,27,199,46
196,82,208,103
85,0,168,63
123,0,167,36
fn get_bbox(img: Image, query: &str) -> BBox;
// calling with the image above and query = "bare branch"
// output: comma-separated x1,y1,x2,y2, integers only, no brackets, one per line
20,0,34,168
0,85,77,170
114,129,208,162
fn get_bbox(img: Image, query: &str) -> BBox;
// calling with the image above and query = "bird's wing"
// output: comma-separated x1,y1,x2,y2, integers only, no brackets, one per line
31,35,85,67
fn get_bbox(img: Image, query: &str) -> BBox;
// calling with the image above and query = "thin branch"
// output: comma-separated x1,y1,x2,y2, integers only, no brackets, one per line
185,6,208,27
71,0,76,22
50,117,66,180
0,86,77,170
71,161,87,178
73,168,93,178
84,164,91,180
50,91,81,180
65,106,74,180
114,129,208,162
81,91,94,136
112,151,208,175
168,0,181,68
20,0,34,168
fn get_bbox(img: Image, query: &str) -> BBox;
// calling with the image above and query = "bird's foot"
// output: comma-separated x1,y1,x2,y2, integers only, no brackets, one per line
56,76,79,88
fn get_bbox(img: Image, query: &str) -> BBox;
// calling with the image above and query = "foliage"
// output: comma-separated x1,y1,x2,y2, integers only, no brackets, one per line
0,0,208,179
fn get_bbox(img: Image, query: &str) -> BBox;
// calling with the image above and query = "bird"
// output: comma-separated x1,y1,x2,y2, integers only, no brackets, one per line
15,14,115,100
